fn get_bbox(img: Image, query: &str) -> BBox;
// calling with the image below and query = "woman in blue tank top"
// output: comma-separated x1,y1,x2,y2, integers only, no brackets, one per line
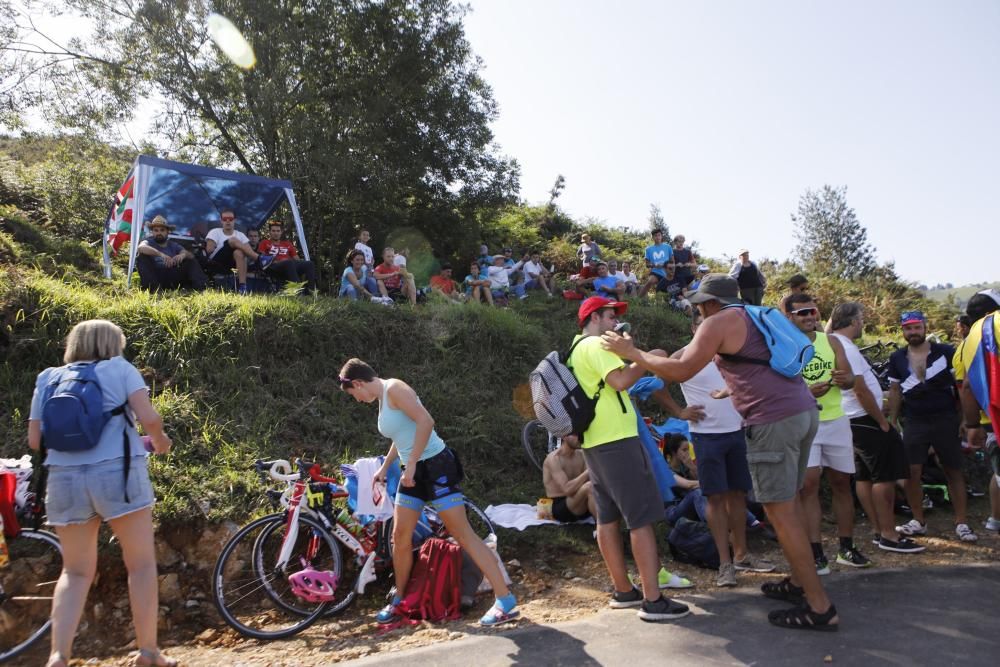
338,358,518,626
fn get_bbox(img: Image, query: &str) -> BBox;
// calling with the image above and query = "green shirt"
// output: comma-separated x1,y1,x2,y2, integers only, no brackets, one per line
802,332,845,422
570,335,638,447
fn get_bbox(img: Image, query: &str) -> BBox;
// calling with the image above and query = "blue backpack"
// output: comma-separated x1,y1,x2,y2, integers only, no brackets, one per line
720,304,814,378
41,362,129,452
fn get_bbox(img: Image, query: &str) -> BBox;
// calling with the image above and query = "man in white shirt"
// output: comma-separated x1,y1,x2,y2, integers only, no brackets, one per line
487,254,526,301
522,250,555,297
205,209,270,294
658,311,775,586
828,302,924,554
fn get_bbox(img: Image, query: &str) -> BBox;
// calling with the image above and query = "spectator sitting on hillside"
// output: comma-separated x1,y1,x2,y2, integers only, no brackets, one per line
429,264,464,303
620,261,640,295
542,435,595,523
571,255,600,296
246,228,261,254
354,228,375,268
464,259,493,306
258,221,317,295
672,234,698,287
374,247,417,305
393,247,409,269
487,253,526,302
204,208,271,295
136,216,207,292
690,265,710,291
340,250,377,301
639,228,673,298
477,244,492,269
779,273,810,312
523,250,556,297
577,233,600,265
501,247,525,286
662,433,700,492
658,262,694,315
593,261,625,300
728,249,767,306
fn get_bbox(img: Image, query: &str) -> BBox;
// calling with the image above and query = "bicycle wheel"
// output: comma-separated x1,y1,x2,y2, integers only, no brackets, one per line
213,513,340,640
0,528,62,662
424,499,496,542
521,419,550,472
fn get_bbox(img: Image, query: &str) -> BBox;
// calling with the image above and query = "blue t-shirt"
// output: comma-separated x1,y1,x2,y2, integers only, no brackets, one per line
341,265,369,286
886,343,958,419
644,243,673,278
30,356,148,466
593,275,621,299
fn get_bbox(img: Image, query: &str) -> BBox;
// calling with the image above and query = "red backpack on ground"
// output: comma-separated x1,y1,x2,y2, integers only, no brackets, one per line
396,537,463,622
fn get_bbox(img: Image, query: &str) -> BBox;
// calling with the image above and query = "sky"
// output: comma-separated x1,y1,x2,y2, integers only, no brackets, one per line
462,0,999,287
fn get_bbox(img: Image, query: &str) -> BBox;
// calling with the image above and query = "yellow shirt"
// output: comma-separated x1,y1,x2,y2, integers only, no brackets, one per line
570,335,638,448
953,315,1000,425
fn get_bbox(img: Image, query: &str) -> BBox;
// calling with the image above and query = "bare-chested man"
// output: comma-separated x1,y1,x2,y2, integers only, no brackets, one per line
542,435,595,523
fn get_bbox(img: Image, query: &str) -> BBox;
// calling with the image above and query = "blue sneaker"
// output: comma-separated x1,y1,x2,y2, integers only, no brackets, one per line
237,283,249,296
376,602,401,624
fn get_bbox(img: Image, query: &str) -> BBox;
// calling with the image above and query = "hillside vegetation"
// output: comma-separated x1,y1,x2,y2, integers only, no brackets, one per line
0,206,689,524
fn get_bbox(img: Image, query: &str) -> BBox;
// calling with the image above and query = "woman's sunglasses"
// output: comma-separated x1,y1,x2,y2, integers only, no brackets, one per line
337,376,353,389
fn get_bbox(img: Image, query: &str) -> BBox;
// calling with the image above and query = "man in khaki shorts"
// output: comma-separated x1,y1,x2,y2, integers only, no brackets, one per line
603,275,838,631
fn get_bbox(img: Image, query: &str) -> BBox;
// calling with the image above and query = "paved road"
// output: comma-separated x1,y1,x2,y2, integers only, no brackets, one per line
348,565,1000,666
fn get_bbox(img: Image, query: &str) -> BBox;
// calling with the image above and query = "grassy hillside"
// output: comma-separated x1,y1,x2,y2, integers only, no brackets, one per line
924,281,1000,305
0,207,690,524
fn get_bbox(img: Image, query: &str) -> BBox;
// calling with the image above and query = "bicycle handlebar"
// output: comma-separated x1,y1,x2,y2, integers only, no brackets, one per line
253,458,341,484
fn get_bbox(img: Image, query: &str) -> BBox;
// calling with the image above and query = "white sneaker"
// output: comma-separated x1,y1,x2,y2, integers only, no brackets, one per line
956,523,978,542
895,519,927,536
985,517,1000,531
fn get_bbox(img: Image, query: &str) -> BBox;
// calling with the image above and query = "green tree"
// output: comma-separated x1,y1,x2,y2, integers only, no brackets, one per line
791,185,876,280
647,202,669,240
2,0,518,272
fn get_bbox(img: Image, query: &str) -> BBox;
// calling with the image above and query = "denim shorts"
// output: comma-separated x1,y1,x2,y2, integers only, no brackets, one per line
46,456,155,526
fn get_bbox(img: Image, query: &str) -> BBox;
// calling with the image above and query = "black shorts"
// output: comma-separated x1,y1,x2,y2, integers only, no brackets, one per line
397,447,464,509
849,415,910,483
205,240,239,273
903,414,962,470
551,496,590,523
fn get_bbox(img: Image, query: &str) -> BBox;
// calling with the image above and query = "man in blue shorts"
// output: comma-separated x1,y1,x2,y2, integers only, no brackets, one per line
571,296,689,622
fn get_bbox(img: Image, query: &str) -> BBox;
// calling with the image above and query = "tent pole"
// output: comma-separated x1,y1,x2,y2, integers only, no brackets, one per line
285,188,310,262
126,163,152,289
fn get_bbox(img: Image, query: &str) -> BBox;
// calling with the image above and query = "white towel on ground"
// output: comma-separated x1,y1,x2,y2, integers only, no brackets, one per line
485,503,595,531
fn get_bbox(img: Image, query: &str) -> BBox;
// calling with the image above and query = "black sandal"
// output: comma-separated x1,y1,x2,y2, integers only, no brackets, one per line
760,577,804,603
768,604,839,632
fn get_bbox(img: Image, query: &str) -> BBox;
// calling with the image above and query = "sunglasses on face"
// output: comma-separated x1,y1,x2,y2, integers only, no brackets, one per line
221,216,235,222
791,307,818,317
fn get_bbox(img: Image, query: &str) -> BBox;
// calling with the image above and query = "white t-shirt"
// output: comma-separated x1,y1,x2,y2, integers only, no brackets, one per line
486,261,523,289
610,271,626,284
523,260,545,279
831,333,882,419
206,227,249,258
679,355,744,433
393,255,407,268
621,271,638,285
354,241,374,268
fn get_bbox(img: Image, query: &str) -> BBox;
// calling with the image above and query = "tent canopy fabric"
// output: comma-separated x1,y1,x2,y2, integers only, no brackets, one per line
127,155,293,238
102,155,309,284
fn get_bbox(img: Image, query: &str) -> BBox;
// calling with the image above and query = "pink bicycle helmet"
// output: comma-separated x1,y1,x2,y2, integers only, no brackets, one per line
288,567,339,603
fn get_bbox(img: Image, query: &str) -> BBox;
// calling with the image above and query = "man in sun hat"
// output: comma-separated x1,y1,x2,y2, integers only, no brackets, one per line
888,309,976,543
602,275,838,631
135,215,206,291
570,296,690,623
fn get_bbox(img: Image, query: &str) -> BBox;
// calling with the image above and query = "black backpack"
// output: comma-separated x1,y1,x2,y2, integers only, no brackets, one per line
667,517,720,570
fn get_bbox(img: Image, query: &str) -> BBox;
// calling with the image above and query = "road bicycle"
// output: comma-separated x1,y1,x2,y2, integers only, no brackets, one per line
859,340,901,390
0,495,62,662
212,457,494,640
521,419,560,472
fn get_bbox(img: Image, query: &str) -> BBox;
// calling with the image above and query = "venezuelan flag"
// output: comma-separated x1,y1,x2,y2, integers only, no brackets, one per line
967,314,1000,427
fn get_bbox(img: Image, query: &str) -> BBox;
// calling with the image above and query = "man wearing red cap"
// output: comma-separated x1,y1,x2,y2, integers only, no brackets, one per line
571,296,690,622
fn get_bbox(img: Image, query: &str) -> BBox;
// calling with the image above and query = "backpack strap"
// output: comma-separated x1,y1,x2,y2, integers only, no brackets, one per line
114,402,134,502
717,304,771,367
566,336,628,415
